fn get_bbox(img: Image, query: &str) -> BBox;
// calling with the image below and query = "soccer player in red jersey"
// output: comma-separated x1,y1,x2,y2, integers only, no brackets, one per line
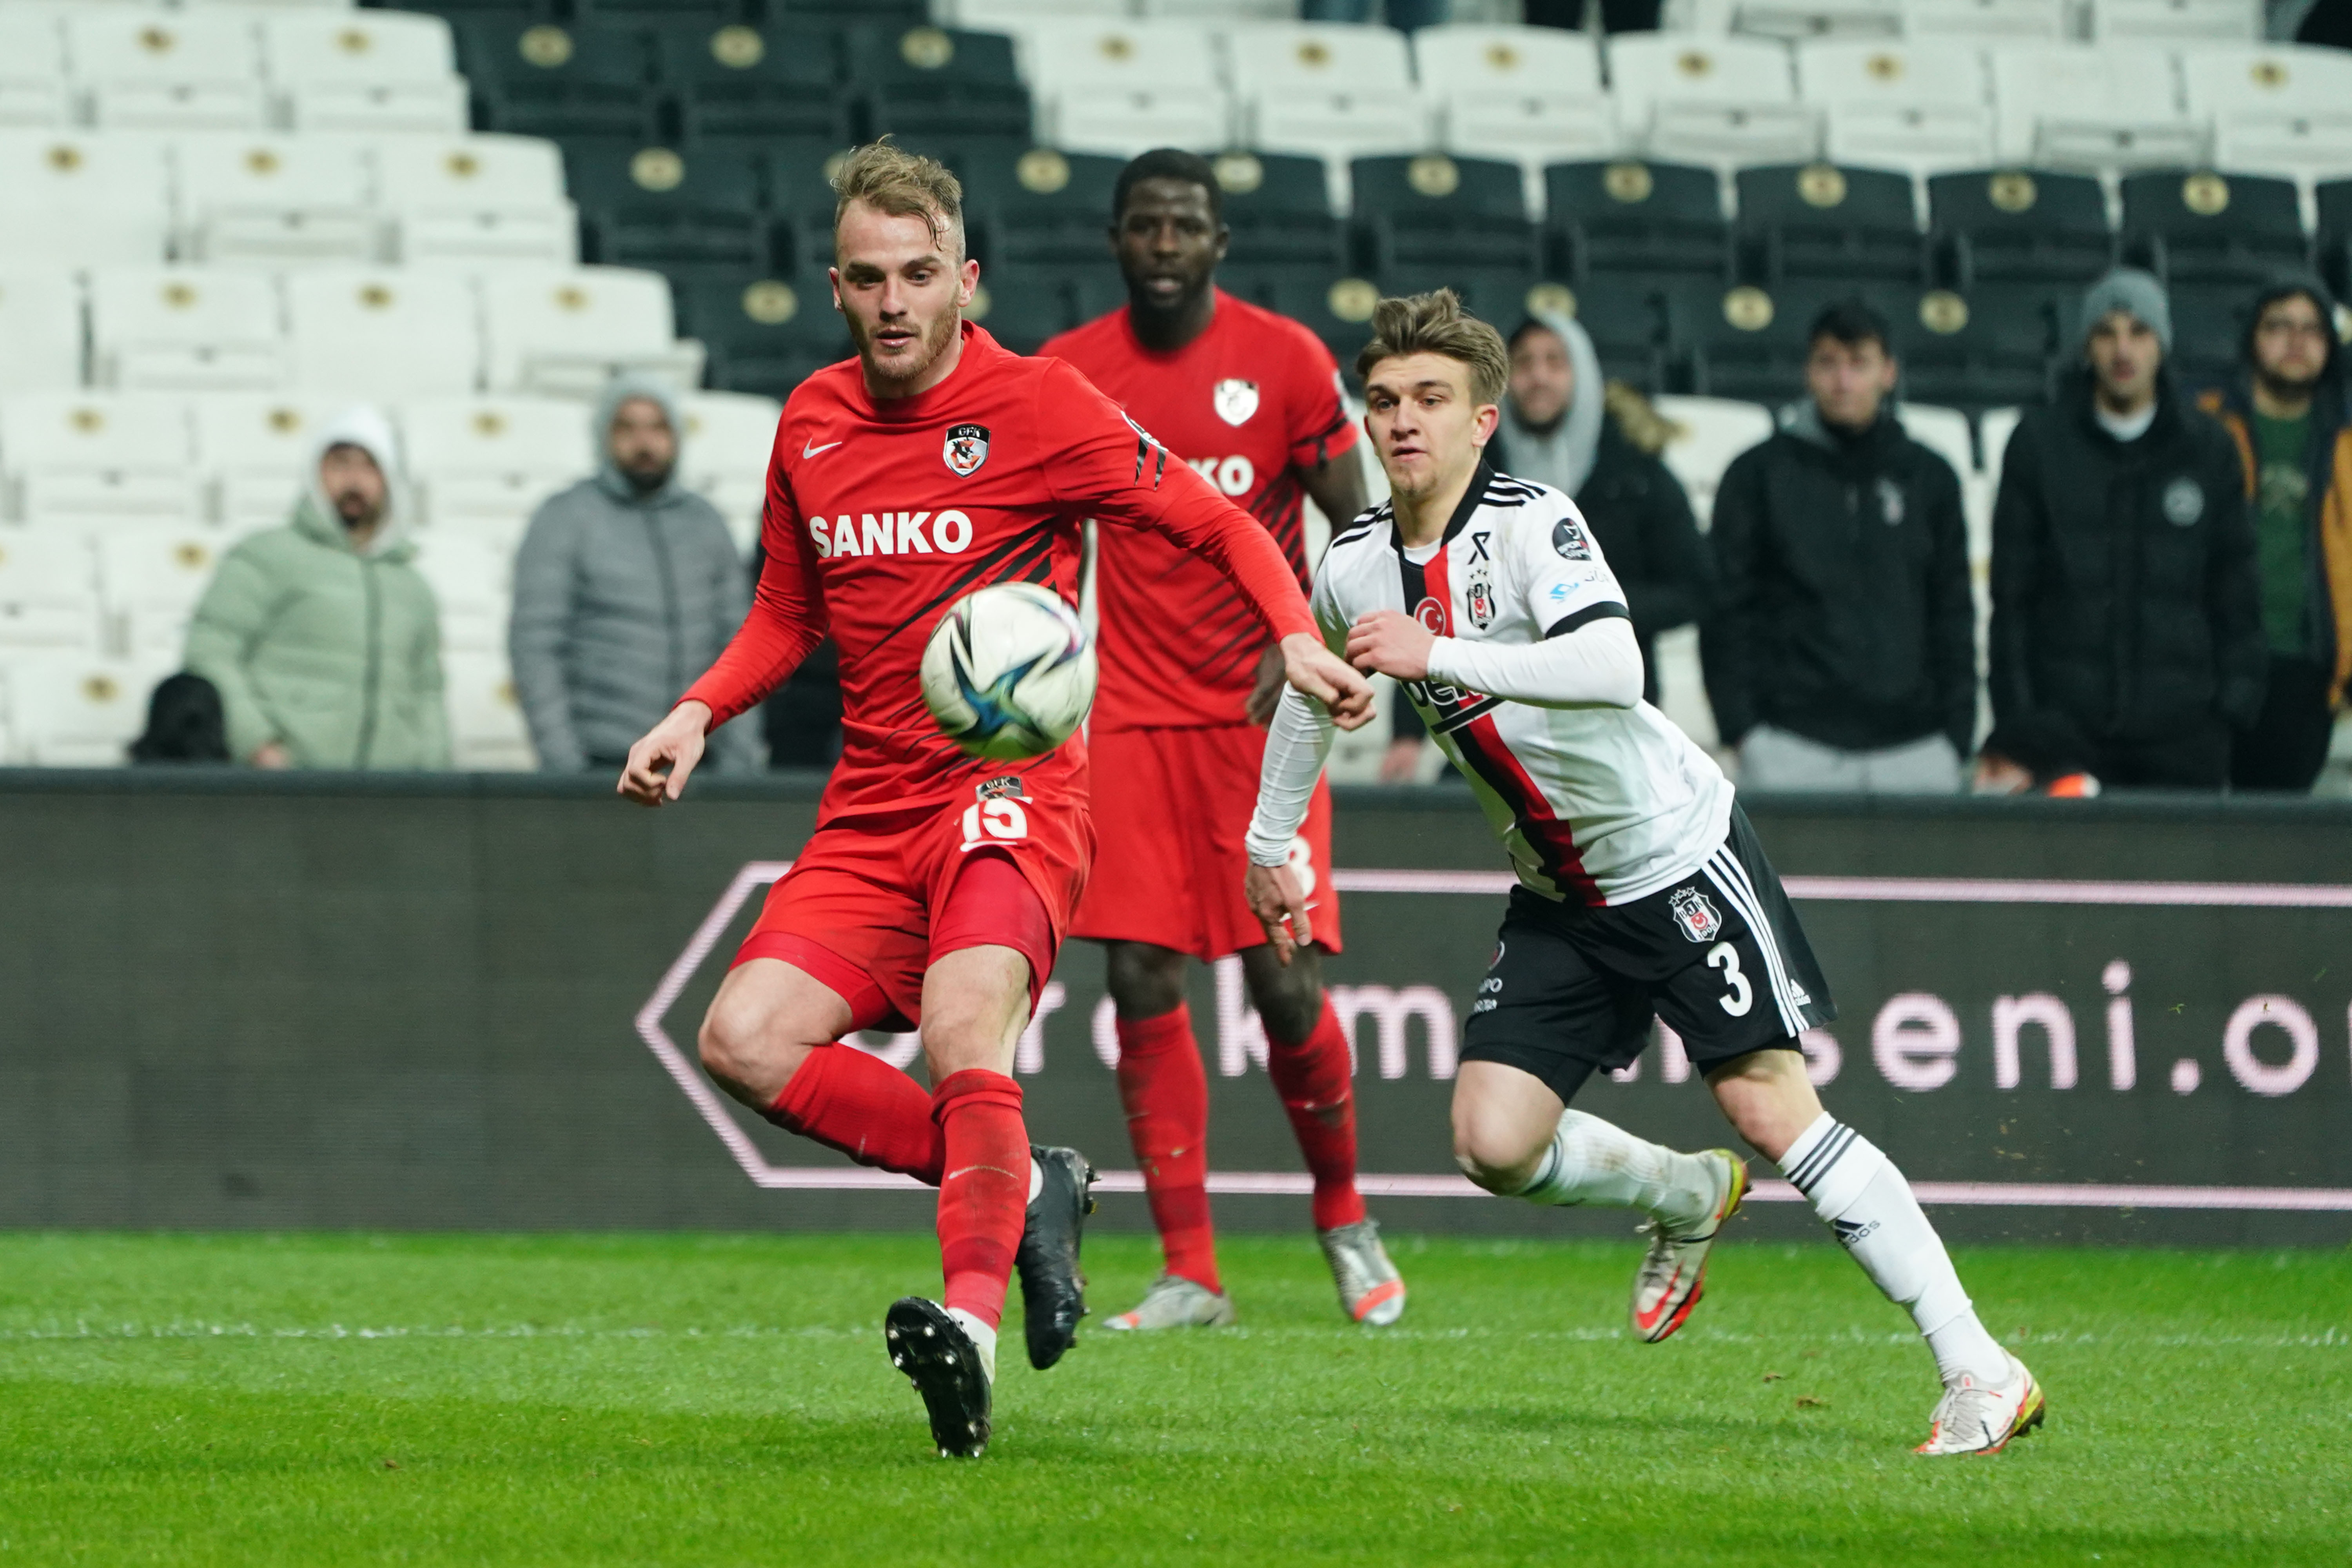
1040,150,1404,1331
618,143,1372,1458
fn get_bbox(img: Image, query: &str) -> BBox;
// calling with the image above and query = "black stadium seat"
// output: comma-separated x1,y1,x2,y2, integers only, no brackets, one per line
2320,179,2352,299
1214,152,1347,281
2164,285,2254,393
676,272,849,401
563,138,774,273
2120,169,2310,286
657,20,849,144
1350,154,1539,279
1545,159,1731,283
848,24,1030,147
966,268,1082,355
1240,274,1381,381
1543,274,1668,392
460,18,661,141
1679,279,1913,402
1736,162,1925,286
1892,286,2056,410
1928,167,2112,289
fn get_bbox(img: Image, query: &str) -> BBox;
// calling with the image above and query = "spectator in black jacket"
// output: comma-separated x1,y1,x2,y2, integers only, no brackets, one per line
1701,300,1976,792
1989,269,2266,789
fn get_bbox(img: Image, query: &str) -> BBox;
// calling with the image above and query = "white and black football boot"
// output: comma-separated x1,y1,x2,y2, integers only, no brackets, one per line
1014,1144,1097,1369
885,1297,993,1459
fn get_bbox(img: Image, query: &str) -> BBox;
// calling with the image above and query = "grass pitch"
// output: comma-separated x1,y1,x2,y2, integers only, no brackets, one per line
0,1231,2344,1566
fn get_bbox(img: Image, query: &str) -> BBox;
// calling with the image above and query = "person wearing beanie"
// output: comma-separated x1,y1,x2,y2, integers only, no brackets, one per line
183,406,452,769
2197,275,2352,791
1988,269,2266,789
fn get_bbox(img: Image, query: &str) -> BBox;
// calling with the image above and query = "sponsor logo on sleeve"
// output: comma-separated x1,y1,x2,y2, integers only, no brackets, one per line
943,422,989,477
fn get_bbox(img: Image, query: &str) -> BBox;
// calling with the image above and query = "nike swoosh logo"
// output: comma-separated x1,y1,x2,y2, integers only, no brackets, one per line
802,439,843,457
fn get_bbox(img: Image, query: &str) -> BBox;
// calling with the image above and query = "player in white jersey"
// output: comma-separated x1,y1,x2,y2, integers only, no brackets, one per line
1244,290,2044,1456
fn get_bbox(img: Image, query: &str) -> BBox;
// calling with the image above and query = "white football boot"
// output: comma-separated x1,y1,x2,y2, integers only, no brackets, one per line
1916,1350,2047,1455
1629,1149,1748,1343
1318,1219,1407,1326
1103,1272,1238,1330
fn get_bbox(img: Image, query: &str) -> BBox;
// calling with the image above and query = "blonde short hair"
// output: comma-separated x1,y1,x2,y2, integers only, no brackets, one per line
1355,288,1510,407
831,138,965,257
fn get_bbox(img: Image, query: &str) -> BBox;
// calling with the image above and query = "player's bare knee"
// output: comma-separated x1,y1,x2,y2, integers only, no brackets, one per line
697,998,808,1103
1450,1105,1534,1194
1104,942,1187,1020
1243,946,1324,1044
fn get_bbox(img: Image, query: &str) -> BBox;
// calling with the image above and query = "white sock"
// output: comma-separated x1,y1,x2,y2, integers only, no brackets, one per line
944,1306,997,1384
1512,1109,1717,1231
1027,1157,1043,1205
1779,1113,2008,1383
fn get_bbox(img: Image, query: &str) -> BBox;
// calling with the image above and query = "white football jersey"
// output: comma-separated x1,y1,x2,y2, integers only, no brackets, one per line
1315,466,1733,906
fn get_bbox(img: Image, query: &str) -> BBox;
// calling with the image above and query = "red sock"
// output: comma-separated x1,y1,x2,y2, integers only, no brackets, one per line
1116,1003,1219,1295
1265,995,1366,1232
931,1068,1030,1331
766,1043,944,1185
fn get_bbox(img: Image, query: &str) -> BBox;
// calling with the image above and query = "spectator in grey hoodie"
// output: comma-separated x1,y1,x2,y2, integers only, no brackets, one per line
509,375,760,773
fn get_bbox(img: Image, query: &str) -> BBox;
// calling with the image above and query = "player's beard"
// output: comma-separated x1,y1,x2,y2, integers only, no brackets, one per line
853,305,960,395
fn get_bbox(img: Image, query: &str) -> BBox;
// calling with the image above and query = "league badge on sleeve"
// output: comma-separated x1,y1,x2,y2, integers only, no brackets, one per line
1668,887,1724,944
1212,378,1261,427
944,423,990,477
1552,518,1593,560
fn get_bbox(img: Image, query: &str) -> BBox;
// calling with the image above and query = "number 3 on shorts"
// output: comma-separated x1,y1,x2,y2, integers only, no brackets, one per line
961,798,1028,850
1707,941,1752,1017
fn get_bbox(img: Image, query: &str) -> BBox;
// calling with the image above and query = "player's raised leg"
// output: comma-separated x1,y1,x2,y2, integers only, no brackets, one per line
1239,944,1402,1327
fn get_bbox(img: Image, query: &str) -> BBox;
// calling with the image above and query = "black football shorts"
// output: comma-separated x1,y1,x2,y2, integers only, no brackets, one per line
1460,806,1836,1102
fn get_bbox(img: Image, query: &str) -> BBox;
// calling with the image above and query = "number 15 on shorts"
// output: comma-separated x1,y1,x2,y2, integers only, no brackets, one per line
961,798,1028,851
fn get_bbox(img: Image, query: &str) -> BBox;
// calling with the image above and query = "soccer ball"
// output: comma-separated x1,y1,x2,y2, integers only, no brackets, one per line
919,582,1097,760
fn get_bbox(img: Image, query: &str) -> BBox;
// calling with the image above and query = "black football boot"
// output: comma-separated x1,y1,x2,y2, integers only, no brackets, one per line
1014,1144,1097,1370
884,1297,992,1459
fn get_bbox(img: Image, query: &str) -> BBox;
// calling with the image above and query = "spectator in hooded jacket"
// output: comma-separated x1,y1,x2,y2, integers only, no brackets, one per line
184,407,450,770
508,374,760,773
2198,276,2352,792
1701,300,1976,792
1990,269,2265,790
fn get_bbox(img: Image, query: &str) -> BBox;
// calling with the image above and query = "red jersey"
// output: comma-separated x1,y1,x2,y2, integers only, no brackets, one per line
680,322,1317,825
1041,290,1357,730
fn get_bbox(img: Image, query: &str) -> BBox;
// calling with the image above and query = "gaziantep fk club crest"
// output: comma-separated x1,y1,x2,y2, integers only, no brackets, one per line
943,422,989,477
1212,378,1260,426
1669,887,1724,944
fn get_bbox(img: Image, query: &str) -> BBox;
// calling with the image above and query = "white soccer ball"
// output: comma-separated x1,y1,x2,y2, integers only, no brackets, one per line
919,582,1097,760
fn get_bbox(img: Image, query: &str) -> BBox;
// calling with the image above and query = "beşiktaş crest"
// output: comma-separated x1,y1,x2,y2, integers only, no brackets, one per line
1668,886,1724,944
1212,378,1260,426
943,422,989,477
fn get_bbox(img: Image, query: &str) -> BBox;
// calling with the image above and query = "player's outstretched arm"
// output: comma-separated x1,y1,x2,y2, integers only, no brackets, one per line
1281,631,1374,729
619,700,712,806
1243,685,1336,963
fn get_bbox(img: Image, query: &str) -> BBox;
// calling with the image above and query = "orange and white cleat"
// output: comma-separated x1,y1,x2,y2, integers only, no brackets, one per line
1916,1351,2046,1455
1629,1149,1747,1343
1318,1218,1406,1326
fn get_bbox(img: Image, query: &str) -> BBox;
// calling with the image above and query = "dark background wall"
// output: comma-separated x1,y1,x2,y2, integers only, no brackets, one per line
1,773,2346,1246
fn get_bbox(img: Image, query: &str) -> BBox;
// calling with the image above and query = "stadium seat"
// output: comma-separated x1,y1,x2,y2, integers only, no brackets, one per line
676,389,780,555
477,267,697,399
173,134,376,266
1536,274,1668,391
401,395,591,535
2,652,170,766
849,25,1033,148
1415,25,1617,172
0,132,174,269
1682,277,1916,401
964,269,1078,356
1351,154,1538,280
1895,403,1977,483
1240,273,1381,382
2320,180,2352,299
460,18,658,141
1227,22,1431,176
2120,169,2308,286
441,649,535,770
1892,284,2056,408
1605,35,1816,169
92,525,232,661
0,9,73,130
1928,167,2113,288
2087,0,2261,43
676,272,848,403
283,267,482,400
1900,0,2068,40
68,9,269,133
564,139,773,273
1545,159,1731,284
1209,151,1347,280
191,394,348,533
1978,403,2022,491
1798,42,1995,175
1646,395,1776,525
962,146,1124,277
261,9,467,134
657,20,850,145
1025,22,1230,160
1,394,198,530
1736,162,1925,285
0,271,87,394
88,268,283,394
2184,46,2352,186
0,532,103,655
377,133,578,267
1733,0,1904,38
1988,45,2205,171
2165,283,2251,390
409,529,510,655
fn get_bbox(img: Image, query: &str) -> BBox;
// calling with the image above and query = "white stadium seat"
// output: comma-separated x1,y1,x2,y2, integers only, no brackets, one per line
1136,0,1295,18
1049,88,1232,159
1229,23,1431,176
1027,19,1222,92
1896,403,1976,481
88,266,284,393
441,649,534,770
0,132,172,269
1,393,199,528
1607,34,1817,168
0,532,102,654
2183,46,2352,185
677,390,782,557
1416,26,1618,171
283,267,481,399
261,10,466,134
191,394,345,531
1800,42,1996,173
475,267,699,399
376,134,578,268
0,10,73,129
400,395,589,537
1978,405,2022,496
2088,0,2260,44
1647,396,1775,528
1900,0,2069,40
93,524,231,659
1023,17,1232,152
172,133,377,265
409,529,510,655
0,271,87,394
68,9,269,132
1732,0,1903,40
1,652,170,766
1989,45,2203,171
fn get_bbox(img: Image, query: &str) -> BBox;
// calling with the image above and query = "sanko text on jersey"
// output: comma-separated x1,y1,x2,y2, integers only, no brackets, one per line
809,510,978,558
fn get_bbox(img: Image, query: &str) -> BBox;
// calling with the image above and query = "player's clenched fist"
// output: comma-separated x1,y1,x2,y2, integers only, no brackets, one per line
1281,632,1376,730
1243,860,1314,965
619,700,712,806
1345,609,1436,683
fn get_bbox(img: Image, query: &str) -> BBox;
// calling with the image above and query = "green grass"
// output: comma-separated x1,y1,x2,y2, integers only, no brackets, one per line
0,1232,2345,1566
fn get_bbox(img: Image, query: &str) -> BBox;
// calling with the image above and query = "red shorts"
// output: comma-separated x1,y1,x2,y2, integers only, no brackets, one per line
1069,723,1341,961
733,777,1093,1032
